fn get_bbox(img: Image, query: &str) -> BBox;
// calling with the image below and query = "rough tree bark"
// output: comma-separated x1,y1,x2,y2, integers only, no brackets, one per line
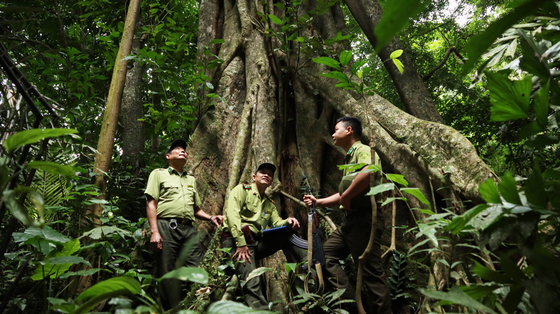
187,0,496,308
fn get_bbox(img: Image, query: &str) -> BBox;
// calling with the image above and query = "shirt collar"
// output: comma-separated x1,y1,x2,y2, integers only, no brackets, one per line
251,183,272,203
168,167,186,176
346,141,362,156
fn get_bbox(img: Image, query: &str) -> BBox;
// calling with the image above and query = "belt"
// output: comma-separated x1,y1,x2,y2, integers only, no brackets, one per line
158,217,192,225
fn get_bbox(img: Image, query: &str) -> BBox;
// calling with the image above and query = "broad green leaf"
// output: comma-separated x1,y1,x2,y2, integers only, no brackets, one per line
73,277,141,314
533,80,550,127
81,226,133,240
381,197,407,206
520,121,545,139
525,134,559,148
462,0,547,74
473,261,513,284
418,223,438,247
284,263,297,274
59,268,103,279
319,71,348,82
340,50,352,67
487,72,531,121
542,40,560,60
208,39,224,45
245,267,273,282
26,161,75,177
3,190,35,226
159,267,208,284
386,174,408,187
419,286,498,314
20,226,69,244
503,284,525,314
374,0,428,53
498,172,522,205
446,204,490,234
401,188,430,207
367,183,394,196
32,256,90,281
337,163,366,172
207,301,271,314
518,30,550,80
390,49,403,59
459,285,501,300
504,39,518,58
2,128,78,152
479,179,501,204
268,14,282,25
525,163,547,209
393,58,404,74
312,57,341,70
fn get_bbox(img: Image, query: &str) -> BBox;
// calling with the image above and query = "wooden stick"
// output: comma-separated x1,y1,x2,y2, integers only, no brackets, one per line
382,190,397,259
279,190,337,230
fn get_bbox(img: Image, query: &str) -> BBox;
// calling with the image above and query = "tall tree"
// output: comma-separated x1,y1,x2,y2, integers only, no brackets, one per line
187,0,495,305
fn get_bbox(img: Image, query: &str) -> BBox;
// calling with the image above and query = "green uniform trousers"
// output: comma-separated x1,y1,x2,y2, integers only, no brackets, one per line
323,209,391,314
222,228,307,310
155,219,203,310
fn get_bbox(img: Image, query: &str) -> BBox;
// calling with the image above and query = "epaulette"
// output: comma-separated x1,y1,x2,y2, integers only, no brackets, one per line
243,184,252,190
347,147,355,155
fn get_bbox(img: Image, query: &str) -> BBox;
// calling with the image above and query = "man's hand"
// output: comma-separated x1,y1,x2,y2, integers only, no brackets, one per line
286,217,300,230
211,215,225,227
232,245,252,265
303,194,317,207
150,231,163,251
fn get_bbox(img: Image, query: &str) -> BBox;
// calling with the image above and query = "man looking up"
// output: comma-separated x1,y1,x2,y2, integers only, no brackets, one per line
222,163,306,310
145,139,224,310
303,116,391,313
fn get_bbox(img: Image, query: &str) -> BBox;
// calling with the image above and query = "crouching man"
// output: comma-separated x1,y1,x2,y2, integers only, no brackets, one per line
221,163,306,310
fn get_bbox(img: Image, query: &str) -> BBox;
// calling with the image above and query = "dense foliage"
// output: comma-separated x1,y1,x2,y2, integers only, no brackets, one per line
1,0,559,313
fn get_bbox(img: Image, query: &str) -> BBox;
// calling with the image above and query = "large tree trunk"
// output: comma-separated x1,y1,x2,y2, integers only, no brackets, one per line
188,0,496,307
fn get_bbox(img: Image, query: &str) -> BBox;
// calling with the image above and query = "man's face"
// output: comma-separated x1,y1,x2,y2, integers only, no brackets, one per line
166,146,187,162
253,168,274,188
332,121,351,147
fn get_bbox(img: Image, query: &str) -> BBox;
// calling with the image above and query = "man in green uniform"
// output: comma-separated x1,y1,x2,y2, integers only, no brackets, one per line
222,163,306,310
303,116,391,314
145,139,224,310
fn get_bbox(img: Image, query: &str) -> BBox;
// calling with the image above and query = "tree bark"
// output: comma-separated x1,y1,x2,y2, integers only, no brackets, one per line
121,19,145,164
91,0,141,222
188,0,496,308
344,0,444,123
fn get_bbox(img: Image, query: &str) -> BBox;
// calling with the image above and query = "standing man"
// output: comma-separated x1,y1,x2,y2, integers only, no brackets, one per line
222,163,306,310
303,116,391,314
145,139,224,310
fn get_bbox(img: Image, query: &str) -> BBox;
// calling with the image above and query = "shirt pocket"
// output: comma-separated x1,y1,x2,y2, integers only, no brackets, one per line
161,183,179,198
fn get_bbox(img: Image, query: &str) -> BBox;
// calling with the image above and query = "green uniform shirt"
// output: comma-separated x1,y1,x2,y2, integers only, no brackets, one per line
338,141,381,209
144,167,201,221
223,183,288,247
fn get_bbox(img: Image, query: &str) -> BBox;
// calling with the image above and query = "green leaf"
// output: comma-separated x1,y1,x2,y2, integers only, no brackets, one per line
459,285,501,300
393,58,404,74
446,204,491,234
208,39,224,45
479,179,501,204
207,301,272,314
401,188,430,207
32,239,84,280
3,190,35,227
73,277,141,314
462,0,548,75
473,261,513,284
525,134,559,148
367,183,395,196
498,172,522,205
312,57,341,70
534,80,550,127
374,0,428,53
340,50,352,67
390,49,403,59
59,268,103,279
487,72,531,121
525,163,547,209
542,40,560,60
268,14,282,25
385,174,408,187
319,71,348,82
2,128,78,153
245,267,273,282
26,161,75,177
381,197,407,206
419,286,498,314
418,223,438,247
17,226,70,244
503,284,525,313
159,267,208,284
